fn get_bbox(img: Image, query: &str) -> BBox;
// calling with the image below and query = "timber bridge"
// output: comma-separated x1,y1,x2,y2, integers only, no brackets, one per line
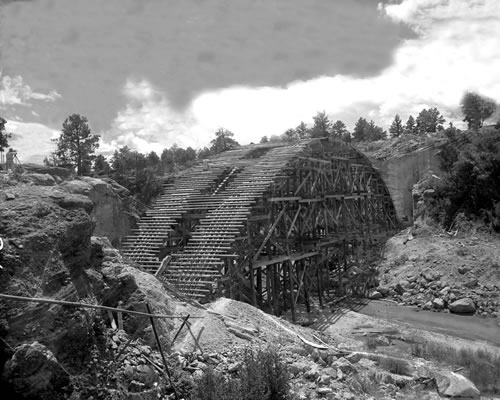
121,138,399,319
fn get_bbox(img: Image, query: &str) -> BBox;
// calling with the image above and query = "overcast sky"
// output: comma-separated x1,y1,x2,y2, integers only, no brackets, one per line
1,0,499,163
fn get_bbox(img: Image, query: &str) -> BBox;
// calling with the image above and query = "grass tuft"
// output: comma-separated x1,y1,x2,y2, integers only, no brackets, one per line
192,346,294,400
411,342,500,393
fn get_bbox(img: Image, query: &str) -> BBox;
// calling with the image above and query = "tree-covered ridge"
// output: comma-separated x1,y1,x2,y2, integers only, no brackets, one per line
425,126,500,231
15,90,499,214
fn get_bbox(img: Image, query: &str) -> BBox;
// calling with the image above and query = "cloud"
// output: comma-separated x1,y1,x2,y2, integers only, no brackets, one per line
100,79,207,155
0,73,61,108
1,0,410,132
5,120,59,163
380,0,498,30
100,0,500,152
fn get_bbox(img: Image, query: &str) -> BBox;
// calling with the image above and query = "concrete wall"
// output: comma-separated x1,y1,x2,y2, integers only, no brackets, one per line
370,146,441,224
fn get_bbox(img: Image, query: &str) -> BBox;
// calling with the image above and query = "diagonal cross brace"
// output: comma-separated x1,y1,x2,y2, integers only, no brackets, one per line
253,207,287,262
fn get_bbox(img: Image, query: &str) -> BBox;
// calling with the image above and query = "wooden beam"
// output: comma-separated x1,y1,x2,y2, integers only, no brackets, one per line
252,207,287,261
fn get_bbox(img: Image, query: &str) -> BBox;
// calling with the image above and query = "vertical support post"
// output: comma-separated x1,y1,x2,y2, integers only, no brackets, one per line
303,260,310,313
317,260,323,307
250,260,256,306
266,265,272,310
256,267,262,307
288,261,296,322
226,258,233,299
273,263,280,316
282,261,288,311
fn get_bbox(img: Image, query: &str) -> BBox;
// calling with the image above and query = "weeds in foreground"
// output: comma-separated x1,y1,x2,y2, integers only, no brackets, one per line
379,357,412,376
411,342,500,393
192,346,293,400
364,336,378,350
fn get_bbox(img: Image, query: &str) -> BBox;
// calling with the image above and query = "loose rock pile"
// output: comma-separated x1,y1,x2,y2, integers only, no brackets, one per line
374,265,499,317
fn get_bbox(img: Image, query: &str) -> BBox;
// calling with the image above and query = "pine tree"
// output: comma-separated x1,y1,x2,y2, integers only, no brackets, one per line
52,114,100,175
295,122,310,139
331,120,349,138
389,114,404,138
405,115,416,134
210,128,239,154
310,111,332,138
0,117,11,152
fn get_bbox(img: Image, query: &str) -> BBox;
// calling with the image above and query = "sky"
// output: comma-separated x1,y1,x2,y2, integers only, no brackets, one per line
0,0,499,163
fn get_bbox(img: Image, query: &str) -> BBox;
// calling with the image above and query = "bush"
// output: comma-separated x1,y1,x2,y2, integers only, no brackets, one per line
411,342,500,393
193,346,293,400
365,336,378,350
379,357,412,376
429,127,500,229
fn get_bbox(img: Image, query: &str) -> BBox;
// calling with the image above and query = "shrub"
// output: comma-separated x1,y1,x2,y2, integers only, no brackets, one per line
411,342,500,392
429,127,500,229
379,357,412,376
365,336,378,350
192,346,293,400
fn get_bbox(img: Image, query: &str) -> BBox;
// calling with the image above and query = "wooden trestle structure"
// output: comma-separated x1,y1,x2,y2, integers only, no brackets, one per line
121,138,399,320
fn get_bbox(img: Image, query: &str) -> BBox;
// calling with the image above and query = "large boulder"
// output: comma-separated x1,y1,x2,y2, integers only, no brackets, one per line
24,173,56,186
449,298,476,314
368,290,383,300
432,297,445,309
3,342,72,400
434,370,480,399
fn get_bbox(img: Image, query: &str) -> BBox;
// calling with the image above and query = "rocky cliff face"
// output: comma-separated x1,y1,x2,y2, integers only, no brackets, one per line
0,179,176,398
60,177,139,247
371,146,441,224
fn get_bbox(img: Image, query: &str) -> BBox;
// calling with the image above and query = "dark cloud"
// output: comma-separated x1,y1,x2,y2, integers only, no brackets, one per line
0,0,414,132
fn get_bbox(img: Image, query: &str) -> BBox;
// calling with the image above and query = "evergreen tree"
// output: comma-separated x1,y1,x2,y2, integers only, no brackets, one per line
405,115,417,134
415,108,445,134
367,120,386,141
389,114,404,137
146,151,160,171
210,128,239,154
52,114,100,175
295,122,310,139
94,154,111,175
0,117,11,152
310,111,332,138
283,128,298,143
161,148,175,173
331,120,349,138
353,117,369,141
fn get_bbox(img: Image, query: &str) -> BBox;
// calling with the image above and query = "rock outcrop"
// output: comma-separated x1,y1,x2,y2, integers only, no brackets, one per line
3,342,72,400
61,177,138,246
0,182,174,398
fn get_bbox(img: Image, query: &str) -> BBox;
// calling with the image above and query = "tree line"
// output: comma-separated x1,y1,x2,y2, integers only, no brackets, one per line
1,90,498,205
40,118,241,203
270,91,498,144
